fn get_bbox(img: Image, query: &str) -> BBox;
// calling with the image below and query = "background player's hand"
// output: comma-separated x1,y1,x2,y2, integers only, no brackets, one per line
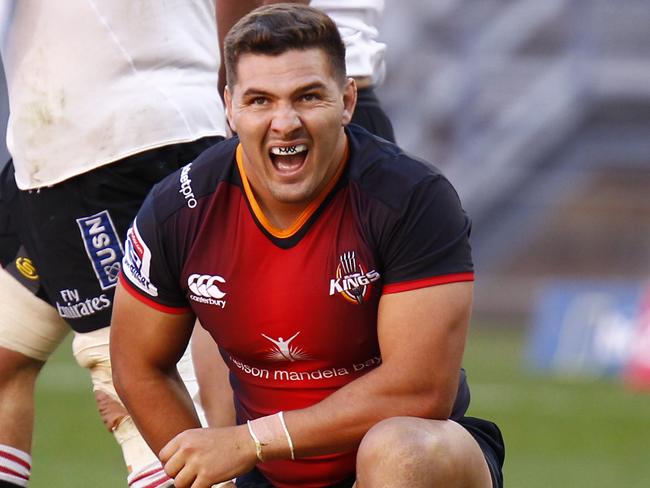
159,425,256,488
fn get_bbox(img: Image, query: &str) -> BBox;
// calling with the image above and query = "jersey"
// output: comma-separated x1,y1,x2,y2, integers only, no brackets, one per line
1,0,227,189
121,125,474,488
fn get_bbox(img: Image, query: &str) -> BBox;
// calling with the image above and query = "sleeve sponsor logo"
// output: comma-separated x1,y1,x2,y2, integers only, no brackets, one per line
76,210,124,290
123,219,158,297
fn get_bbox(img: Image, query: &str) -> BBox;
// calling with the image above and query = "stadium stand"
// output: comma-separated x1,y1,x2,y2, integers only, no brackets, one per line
379,0,650,317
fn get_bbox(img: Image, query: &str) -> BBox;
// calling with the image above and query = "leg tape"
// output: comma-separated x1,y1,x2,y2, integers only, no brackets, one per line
0,268,68,361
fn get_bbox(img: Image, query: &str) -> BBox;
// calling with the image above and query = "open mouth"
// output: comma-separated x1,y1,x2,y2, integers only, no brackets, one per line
269,144,308,174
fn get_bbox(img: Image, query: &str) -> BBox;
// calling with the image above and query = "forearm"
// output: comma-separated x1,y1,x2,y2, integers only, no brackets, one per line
254,364,460,461
261,284,472,460
114,363,202,455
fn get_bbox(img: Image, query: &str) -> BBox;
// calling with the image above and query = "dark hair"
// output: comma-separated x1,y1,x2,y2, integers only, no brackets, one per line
224,4,346,88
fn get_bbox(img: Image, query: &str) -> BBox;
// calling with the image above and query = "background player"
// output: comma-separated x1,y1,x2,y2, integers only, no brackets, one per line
111,5,504,487
0,2,228,487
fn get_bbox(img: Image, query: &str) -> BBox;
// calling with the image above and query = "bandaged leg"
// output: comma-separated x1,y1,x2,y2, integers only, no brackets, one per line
0,268,68,362
0,269,69,486
72,327,207,486
178,338,208,427
72,327,160,475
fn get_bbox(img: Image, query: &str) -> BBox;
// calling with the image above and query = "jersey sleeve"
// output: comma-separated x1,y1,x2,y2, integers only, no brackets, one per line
379,175,474,294
120,190,191,313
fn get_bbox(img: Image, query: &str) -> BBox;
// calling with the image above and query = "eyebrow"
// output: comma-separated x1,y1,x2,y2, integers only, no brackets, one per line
240,81,328,99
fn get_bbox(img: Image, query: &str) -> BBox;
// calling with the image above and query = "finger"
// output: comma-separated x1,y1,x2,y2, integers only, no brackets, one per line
159,434,180,463
190,475,206,488
162,448,185,479
172,464,198,488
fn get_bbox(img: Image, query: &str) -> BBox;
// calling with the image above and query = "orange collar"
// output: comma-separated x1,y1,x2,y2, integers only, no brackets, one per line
236,139,348,239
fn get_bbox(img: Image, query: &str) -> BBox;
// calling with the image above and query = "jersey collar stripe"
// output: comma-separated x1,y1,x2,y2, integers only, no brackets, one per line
235,140,349,239
119,273,192,315
383,272,475,295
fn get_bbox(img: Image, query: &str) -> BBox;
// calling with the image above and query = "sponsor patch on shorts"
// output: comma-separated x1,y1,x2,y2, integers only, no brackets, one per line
76,210,124,290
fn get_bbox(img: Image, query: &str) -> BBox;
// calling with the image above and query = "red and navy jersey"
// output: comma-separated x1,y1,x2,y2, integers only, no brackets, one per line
121,125,474,488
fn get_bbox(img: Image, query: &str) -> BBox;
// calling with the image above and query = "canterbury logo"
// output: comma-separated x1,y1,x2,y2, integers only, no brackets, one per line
187,274,226,299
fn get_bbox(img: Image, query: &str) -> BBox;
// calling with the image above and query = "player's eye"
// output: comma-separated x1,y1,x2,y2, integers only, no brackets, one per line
301,93,319,102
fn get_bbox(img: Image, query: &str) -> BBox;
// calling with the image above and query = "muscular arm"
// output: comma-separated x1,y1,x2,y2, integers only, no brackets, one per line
110,282,202,454
162,281,472,485
281,281,473,457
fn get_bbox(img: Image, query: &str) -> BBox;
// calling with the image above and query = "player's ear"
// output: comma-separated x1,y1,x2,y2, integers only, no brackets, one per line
224,85,236,132
341,77,357,126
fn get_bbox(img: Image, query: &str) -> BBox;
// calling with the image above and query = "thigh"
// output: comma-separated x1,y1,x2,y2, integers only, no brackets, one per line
458,417,505,488
356,417,492,488
0,163,66,360
235,467,274,488
0,166,20,266
236,467,355,488
0,268,69,361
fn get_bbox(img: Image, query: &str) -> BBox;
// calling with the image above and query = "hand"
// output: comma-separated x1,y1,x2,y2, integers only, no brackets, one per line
159,425,257,488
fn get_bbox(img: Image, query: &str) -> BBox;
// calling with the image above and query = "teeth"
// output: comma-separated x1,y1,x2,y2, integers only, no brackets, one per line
270,144,307,156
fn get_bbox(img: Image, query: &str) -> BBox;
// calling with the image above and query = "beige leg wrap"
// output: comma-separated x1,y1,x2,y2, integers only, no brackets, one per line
72,328,207,474
0,268,69,361
72,328,159,473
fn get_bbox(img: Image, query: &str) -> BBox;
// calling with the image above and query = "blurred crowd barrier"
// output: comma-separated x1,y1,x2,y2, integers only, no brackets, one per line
526,280,650,389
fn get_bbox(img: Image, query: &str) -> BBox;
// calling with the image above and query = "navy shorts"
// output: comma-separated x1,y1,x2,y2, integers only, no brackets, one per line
235,416,504,488
0,160,47,299
351,86,396,143
14,137,221,333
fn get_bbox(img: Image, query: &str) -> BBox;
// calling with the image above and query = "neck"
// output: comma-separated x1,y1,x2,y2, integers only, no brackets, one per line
237,135,348,238
257,198,308,231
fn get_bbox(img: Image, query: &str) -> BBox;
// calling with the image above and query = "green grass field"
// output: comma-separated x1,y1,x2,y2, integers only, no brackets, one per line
30,325,650,487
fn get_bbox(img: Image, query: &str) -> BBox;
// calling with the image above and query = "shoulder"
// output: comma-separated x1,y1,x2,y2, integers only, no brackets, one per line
345,124,456,213
148,137,240,223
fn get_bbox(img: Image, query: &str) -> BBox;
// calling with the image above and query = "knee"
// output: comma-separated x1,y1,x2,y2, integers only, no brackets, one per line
0,346,44,386
356,417,459,482
72,329,114,394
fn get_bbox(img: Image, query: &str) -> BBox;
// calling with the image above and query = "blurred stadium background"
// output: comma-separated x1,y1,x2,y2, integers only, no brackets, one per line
2,0,650,486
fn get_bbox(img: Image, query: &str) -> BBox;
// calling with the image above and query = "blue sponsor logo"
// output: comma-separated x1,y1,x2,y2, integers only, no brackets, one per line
526,280,645,377
76,210,124,290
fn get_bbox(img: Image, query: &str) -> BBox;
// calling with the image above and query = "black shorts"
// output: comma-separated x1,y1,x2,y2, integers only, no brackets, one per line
351,86,396,143
235,416,504,488
0,160,47,299
14,137,222,333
